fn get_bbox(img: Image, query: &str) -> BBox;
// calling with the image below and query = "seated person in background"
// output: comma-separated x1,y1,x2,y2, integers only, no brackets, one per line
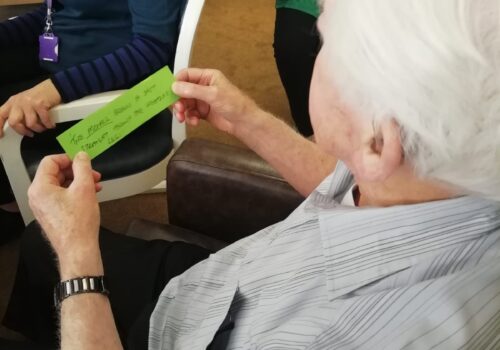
3,0,500,349
0,0,182,243
274,0,320,137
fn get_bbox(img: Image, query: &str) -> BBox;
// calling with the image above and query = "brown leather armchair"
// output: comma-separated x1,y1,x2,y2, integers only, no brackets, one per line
125,138,304,251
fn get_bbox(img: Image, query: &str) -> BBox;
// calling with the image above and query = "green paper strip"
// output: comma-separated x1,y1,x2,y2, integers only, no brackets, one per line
57,66,179,160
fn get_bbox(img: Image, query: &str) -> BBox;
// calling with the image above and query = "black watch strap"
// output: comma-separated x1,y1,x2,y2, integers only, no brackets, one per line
54,276,109,307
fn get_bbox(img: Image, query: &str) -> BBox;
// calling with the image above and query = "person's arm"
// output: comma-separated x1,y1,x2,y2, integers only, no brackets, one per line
58,250,122,350
28,153,122,350
51,0,183,102
234,110,336,196
0,0,183,137
0,37,169,137
0,3,46,49
172,69,336,196
51,35,174,102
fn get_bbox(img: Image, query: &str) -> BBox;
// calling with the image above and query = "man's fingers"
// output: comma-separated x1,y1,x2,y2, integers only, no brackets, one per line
185,108,201,126
197,100,211,117
70,152,95,189
172,82,217,104
187,117,200,126
95,183,103,192
173,99,187,113
58,171,67,185
174,99,186,110
175,68,211,84
92,170,102,183
50,154,73,170
33,154,72,186
59,166,101,187
173,100,187,122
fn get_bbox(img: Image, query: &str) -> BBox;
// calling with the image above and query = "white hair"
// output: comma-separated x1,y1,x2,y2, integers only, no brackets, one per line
320,0,500,199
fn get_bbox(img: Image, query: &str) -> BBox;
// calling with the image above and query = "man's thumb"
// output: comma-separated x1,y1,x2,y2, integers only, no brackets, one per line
172,82,216,103
71,152,94,187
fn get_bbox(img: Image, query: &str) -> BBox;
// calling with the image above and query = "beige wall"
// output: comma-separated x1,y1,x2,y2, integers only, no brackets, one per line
0,0,41,5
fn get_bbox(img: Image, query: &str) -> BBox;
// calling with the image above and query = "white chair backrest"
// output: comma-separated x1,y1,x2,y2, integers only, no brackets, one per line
171,0,206,148
174,0,206,74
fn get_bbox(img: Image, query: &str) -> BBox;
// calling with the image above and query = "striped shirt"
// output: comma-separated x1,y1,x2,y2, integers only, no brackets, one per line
150,162,500,349
0,0,179,102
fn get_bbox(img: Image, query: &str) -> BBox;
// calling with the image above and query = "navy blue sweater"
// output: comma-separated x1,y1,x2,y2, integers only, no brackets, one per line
0,0,182,102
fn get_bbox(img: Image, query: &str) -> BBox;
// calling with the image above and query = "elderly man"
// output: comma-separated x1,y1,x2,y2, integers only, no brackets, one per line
3,0,500,349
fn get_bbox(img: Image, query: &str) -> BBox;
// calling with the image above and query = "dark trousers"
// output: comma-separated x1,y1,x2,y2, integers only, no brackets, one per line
2,223,210,350
0,46,49,204
274,8,320,137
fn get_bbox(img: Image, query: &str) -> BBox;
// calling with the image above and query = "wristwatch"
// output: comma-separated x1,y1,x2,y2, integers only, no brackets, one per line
54,276,109,307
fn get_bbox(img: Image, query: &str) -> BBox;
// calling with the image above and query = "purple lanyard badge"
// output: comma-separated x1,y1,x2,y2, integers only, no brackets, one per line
39,0,59,62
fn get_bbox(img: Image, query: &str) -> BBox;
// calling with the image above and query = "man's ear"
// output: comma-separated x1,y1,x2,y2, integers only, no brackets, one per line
352,119,403,182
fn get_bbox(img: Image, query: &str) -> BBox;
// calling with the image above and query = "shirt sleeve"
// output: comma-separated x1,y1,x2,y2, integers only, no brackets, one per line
50,0,184,103
0,3,46,49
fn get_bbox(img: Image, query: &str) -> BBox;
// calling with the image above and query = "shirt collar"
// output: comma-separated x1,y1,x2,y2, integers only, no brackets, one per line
307,161,355,210
308,162,500,300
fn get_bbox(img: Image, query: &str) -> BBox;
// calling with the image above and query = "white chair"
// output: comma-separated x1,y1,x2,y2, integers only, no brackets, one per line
0,0,206,224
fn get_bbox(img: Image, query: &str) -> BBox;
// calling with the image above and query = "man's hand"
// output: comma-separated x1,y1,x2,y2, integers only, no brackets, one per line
28,152,102,274
0,79,60,138
172,68,261,136
173,67,336,197
31,153,124,350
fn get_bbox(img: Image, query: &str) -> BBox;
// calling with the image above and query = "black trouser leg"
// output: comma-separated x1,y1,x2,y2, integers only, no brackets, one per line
0,166,16,205
274,8,320,137
3,222,211,349
0,338,52,350
0,45,48,205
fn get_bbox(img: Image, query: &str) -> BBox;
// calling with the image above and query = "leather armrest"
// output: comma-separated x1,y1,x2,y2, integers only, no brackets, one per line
167,138,304,243
125,219,227,252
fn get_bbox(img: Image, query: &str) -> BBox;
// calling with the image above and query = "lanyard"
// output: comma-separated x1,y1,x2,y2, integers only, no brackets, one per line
44,0,54,33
